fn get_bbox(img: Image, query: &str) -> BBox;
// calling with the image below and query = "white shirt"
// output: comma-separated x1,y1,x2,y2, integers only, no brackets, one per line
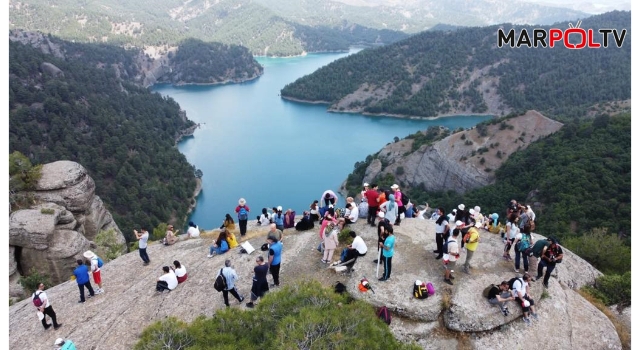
507,222,519,240
259,214,271,226
139,232,149,249
511,278,528,298
348,206,359,222
159,271,178,290
90,257,100,272
187,226,200,238
174,265,187,278
444,237,459,262
351,236,367,254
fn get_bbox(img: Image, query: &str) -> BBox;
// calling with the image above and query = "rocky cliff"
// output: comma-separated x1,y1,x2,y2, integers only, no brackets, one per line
8,219,623,349
9,161,127,299
357,110,563,193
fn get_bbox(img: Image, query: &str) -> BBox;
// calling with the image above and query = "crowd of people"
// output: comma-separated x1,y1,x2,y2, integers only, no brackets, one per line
31,187,562,341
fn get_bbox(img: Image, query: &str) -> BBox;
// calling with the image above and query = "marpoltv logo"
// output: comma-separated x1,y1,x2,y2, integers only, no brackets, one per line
497,21,627,49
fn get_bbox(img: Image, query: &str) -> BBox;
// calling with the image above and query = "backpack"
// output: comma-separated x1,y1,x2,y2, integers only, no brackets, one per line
97,257,104,268
463,232,471,243
376,306,391,325
426,282,435,296
482,284,497,299
238,207,248,221
413,281,428,299
400,193,409,206
334,281,346,294
32,292,43,308
518,234,532,252
508,277,523,290
213,268,228,292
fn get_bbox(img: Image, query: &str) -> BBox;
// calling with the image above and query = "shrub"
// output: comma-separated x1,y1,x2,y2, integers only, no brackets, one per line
396,166,405,176
338,227,353,245
152,223,168,242
95,228,126,260
19,268,50,295
40,208,55,215
135,281,420,350
582,272,631,307
562,228,630,274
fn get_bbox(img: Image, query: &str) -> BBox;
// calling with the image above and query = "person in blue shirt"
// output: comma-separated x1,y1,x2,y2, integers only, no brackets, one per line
208,230,230,257
267,235,283,287
54,338,76,350
378,223,396,281
73,259,95,303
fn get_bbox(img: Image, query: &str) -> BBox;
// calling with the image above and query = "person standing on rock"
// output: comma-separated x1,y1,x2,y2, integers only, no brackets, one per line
218,259,244,307
382,194,398,224
364,184,380,227
536,238,564,288
434,208,449,260
134,228,151,266
83,251,104,294
390,184,404,225
246,255,269,308
235,198,250,236
378,224,395,282
73,259,95,303
462,224,480,274
443,229,460,285
33,282,62,330
268,235,283,287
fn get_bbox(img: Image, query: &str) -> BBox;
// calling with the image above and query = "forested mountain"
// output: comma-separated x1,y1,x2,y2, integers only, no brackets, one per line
281,11,630,120
9,0,407,56
9,39,198,241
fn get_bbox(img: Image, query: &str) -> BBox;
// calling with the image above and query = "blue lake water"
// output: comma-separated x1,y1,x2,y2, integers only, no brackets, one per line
153,50,492,230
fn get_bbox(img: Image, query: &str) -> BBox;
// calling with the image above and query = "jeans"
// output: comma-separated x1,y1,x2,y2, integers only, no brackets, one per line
78,282,95,302
367,206,378,225
537,260,556,285
435,233,444,256
489,292,512,309
239,219,248,236
515,248,529,271
41,305,60,328
139,248,150,263
270,263,280,286
381,255,392,279
222,287,242,306
209,245,227,255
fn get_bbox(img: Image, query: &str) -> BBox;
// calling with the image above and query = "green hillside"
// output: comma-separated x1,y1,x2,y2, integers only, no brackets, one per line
281,11,630,120
9,0,407,56
9,39,199,241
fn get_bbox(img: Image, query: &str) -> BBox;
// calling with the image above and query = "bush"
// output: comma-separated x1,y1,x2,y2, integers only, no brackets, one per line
396,166,405,176
338,227,353,245
562,228,630,274
135,281,420,350
95,228,126,260
582,271,631,307
40,208,55,215
19,268,50,295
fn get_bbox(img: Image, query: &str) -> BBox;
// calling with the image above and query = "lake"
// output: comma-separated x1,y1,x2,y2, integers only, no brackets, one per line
153,49,492,230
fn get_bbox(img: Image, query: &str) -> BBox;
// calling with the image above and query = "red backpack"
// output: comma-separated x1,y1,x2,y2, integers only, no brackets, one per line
376,306,391,325
32,292,43,307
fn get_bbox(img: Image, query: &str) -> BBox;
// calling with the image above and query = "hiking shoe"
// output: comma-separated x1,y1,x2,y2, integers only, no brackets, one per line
463,268,470,275
239,296,245,303
514,268,520,273
433,250,439,253
44,324,52,330
435,255,442,260
246,302,254,308
143,262,150,266
54,324,63,330
207,254,213,258
78,300,85,303
531,313,539,321
88,294,94,298
270,283,279,288
543,283,549,288
501,308,509,316
96,288,104,294
372,259,379,264
444,279,454,285
523,317,531,326
450,275,455,280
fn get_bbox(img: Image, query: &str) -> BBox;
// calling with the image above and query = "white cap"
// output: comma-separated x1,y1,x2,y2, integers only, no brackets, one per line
455,220,464,227
363,183,369,187
458,204,465,210
54,338,65,346
277,206,283,211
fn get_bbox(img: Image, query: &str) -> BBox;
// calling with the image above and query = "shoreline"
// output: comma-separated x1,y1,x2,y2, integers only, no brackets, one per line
170,73,263,87
184,177,203,222
280,95,496,120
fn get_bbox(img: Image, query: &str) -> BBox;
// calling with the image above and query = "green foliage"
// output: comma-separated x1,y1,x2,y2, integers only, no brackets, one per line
19,268,50,295
563,229,630,274
152,223,169,242
135,281,419,350
9,40,198,241
95,229,126,261
396,166,405,176
582,272,631,307
9,151,43,209
281,11,630,120
540,289,550,300
338,227,353,245
40,208,55,215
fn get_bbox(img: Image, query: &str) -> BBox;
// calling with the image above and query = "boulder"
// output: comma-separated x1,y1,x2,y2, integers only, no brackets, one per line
33,161,96,212
9,208,59,250
40,62,64,78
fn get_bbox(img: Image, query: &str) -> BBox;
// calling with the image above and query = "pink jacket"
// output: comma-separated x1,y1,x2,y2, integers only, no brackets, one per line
319,214,337,240
323,229,339,250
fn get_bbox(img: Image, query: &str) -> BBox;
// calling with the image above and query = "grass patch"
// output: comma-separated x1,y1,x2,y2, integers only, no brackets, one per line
40,208,55,215
540,289,550,300
578,289,630,350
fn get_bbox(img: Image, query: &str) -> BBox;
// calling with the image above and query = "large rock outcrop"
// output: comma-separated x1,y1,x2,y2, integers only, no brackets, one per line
9,161,127,293
8,219,621,349
357,111,563,193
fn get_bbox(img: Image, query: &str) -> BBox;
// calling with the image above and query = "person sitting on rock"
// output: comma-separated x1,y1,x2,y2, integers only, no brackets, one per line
344,202,358,224
487,281,515,316
309,200,320,222
226,229,239,249
172,260,188,284
162,225,178,246
284,208,296,229
220,214,236,232
257,208,271,226
156,266,178,293
186,221,200,239
295,211,314,231
404,202,416,218
338,231,367,263
512,273,538,325
208,230,229,257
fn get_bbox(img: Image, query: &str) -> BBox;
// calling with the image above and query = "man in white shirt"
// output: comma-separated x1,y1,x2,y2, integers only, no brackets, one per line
134,228,151,265
156,266,178,292
338,231,368,263
219,259,245,307
345,203,359,224
443,229,460,285
33,283,62,330
511,273,538,325
187,221,200,238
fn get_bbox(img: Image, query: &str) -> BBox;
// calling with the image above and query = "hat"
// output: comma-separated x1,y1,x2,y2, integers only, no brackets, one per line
54,338,65,346
455,220,464,227
239,198,246,205
378,211,385,218
458,204,465,211
391,184,399,189
469,208,475,215
83,250,95,259
328,204,334,209
277,206,282,211
363,183,369,187
474,206,481,213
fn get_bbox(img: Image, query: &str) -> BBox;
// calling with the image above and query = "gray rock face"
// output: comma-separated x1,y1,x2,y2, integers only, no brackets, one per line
9,161,126,289
40,62,64,77
363,158,382,184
